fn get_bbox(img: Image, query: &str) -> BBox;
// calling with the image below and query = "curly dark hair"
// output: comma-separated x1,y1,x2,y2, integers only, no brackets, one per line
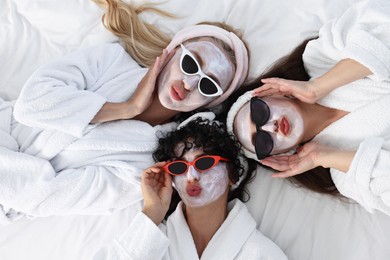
153,118,257,218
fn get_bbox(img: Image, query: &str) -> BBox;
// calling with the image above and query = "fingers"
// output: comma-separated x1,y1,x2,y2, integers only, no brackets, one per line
163,171,173,190
259,155,296,171
142,162,166,180
262,78,299,93
252,86,280,97
271,169,299,178
147,49,176,80
160,49,176,67
252,78,294,98
153,49,176,72
261,78,289,86
259,154,304,178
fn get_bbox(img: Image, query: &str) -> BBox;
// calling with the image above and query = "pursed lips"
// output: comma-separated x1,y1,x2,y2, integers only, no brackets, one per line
186,183,202,197
279,116,290,136
171,85,186,101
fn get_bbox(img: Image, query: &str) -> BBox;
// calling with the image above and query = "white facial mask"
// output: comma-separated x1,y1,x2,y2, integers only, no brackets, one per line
157,40,234,112
233,96,305,156
262,97,304,154
173,163,229,207
172,144,230,208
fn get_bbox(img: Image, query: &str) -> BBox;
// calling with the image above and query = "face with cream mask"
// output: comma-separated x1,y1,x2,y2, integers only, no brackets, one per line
157,40,235,112
171,143,230,208
233,96,305,158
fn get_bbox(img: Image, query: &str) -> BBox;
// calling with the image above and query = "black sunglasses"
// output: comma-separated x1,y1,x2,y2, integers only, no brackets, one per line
179,44,223,97
250,97,274,159
163,155,229,176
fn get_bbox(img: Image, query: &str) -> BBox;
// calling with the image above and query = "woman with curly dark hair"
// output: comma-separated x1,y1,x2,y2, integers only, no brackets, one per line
94,115,287,259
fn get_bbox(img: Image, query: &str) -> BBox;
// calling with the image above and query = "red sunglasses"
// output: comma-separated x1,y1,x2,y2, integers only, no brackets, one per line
163,155,229,176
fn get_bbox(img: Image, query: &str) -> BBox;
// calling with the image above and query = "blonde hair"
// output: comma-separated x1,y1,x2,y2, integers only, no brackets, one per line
93,0,248,69
93,0,174,67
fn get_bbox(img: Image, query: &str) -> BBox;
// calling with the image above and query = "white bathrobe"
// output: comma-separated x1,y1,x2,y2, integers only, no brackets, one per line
0,43,176,226
94,199,287,260
303,0,390,215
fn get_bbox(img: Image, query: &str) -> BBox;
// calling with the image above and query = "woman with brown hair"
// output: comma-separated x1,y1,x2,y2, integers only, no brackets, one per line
227,0,390,215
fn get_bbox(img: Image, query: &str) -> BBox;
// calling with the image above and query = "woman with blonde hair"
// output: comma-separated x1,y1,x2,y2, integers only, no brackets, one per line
0,0,249,225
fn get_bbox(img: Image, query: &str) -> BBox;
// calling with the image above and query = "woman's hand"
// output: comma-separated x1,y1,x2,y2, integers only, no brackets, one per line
253,59,373,105
253,78,319,104
126,49,175,116
260,142,356,178
90,49,175,124
259,142,321,178
141,162,173,225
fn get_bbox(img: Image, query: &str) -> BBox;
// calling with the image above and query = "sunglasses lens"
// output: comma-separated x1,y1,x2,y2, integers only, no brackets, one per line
199,78,219,95
254,131,274,160
194,157,216,171
182,55,198,74
250,98,270,126
167,162,188,175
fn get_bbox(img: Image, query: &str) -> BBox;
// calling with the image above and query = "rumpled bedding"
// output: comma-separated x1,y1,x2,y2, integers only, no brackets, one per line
1,0,390,260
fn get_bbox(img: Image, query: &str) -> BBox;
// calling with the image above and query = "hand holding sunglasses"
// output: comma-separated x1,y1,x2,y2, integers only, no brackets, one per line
163,155,229,176
141,162,173,224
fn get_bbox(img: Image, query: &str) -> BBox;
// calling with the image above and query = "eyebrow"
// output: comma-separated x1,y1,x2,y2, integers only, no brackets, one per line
176,152,207,161
191,50,221,86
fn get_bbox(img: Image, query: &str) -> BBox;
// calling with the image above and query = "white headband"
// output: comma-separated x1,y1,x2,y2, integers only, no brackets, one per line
166,24,249,108
226,90,258,160
176,112,216,130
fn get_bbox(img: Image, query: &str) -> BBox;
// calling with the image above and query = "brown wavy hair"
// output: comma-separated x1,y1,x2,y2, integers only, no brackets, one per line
228,38,341,197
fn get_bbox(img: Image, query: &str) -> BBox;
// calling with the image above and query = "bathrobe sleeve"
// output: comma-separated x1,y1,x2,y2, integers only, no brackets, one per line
93,212,170,260
303,0,390,80
13,43,143,137
331,137,390,216
0,146,144,219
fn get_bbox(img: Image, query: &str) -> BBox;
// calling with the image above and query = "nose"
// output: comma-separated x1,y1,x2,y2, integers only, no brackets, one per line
260,120,277,133
186,165,200,182
183,75,200,91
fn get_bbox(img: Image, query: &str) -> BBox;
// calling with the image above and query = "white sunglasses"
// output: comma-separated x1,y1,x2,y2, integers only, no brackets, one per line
179,44,224,97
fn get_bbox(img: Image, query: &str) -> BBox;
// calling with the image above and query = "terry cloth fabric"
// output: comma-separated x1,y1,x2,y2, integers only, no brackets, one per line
93,199,287,260
0,43,176,226
227,0,390,216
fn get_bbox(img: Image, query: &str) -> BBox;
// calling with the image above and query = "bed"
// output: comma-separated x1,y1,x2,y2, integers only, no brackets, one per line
1,0,389,259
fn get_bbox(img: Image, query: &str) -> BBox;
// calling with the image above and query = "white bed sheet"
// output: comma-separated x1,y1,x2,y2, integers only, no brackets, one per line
1,0,389,259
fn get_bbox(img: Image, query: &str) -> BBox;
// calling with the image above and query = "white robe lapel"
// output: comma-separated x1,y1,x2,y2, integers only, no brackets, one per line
200,200,256,260
167,202,200,260
167,200,256,260
314,95,390,209
314,94,390,149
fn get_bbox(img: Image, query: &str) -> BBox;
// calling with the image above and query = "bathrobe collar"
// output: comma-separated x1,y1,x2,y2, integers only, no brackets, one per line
166,199,256,260
314,95,390,149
